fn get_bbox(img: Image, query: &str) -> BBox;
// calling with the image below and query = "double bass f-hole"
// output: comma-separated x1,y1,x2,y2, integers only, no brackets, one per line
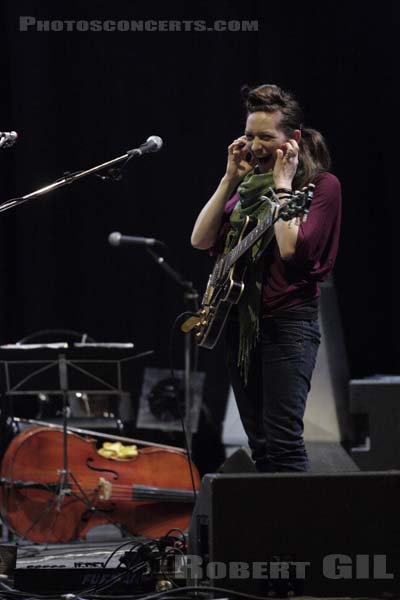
86,456,119,480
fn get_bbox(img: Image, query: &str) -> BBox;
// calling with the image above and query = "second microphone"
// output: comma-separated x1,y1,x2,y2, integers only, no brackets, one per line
108,232,165,247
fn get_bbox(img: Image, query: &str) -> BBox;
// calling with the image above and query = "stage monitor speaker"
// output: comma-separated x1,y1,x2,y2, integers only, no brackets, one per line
350,376,400,470
188,472,400,597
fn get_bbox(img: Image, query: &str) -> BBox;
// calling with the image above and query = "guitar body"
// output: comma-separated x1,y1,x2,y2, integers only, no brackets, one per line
193,218,253,349
181,185,314,349
198,264,247,349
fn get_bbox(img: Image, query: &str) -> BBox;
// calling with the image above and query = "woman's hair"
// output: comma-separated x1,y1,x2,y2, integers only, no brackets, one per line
241,84,331,188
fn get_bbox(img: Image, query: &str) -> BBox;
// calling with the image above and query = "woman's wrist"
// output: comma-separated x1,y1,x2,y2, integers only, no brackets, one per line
222,173,242,191
274,181,293,191
275,187,293,195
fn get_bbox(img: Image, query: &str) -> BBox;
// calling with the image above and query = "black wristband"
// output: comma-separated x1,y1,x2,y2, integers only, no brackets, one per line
274,187,293,194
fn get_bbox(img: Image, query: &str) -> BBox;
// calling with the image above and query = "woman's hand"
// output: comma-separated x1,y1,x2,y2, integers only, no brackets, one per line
273,139,299,189
225,136,255,183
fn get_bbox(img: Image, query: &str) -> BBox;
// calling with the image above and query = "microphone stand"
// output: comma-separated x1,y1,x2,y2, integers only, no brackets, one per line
0,147,144,214
146,247,199,454
56,354,71,512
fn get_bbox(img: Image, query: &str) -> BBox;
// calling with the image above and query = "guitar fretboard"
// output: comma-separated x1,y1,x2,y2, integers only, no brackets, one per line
210,185,314,285
224,210,275,272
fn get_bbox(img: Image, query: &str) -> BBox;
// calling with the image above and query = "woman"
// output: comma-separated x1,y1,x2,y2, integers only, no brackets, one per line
191,84,341,472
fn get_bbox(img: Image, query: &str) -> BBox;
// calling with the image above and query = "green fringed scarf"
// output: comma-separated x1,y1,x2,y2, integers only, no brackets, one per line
224,169,275,383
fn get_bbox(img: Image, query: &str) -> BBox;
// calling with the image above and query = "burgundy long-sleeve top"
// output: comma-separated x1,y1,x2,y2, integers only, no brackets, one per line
213,171,342,317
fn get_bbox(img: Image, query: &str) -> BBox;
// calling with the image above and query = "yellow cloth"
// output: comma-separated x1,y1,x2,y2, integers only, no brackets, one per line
98,441,138,460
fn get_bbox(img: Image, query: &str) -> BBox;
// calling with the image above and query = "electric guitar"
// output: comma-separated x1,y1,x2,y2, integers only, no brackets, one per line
182,185,314,349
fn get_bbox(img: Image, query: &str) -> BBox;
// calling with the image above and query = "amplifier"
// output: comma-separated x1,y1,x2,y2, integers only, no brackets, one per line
350,376,400,469
188,472,400,597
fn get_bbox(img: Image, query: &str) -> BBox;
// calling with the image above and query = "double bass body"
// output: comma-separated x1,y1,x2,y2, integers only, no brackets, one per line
0,427,200,543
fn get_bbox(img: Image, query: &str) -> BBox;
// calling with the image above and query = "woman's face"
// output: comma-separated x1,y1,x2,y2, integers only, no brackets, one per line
244,110,289,173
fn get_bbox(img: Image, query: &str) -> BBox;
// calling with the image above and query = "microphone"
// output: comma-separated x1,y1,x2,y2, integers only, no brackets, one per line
127,135,163,157
108,231,165,247
0,131,18,149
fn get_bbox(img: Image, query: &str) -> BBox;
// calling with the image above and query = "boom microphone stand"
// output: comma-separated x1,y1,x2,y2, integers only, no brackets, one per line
145,247,199,454
0,136,162,214
56,354,70,511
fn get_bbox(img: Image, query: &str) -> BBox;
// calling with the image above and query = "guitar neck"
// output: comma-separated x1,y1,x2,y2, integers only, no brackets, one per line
224,207,277,272
219,184,313,277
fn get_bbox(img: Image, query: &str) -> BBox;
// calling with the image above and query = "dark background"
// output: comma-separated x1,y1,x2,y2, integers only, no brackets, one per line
0,1,395,467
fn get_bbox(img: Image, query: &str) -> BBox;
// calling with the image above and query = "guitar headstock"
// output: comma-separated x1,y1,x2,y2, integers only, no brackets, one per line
274,183,315,223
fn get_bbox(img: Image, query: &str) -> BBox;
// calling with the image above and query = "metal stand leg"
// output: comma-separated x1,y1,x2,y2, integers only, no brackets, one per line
56,354,70,511
184,289,199,455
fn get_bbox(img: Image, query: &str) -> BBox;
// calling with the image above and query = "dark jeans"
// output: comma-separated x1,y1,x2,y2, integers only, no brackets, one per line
226,317,321,472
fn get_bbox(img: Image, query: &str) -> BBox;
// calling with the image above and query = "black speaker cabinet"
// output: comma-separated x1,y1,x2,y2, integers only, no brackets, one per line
350,377,400,470
188,472,400,597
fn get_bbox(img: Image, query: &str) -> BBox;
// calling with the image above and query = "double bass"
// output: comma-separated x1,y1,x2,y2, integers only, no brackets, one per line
0,426,201,543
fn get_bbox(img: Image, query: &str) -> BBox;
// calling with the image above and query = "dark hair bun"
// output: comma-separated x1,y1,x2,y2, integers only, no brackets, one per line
241,84,287,113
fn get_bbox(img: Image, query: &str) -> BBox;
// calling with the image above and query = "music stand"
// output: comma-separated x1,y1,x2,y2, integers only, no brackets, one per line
0,343,151,536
